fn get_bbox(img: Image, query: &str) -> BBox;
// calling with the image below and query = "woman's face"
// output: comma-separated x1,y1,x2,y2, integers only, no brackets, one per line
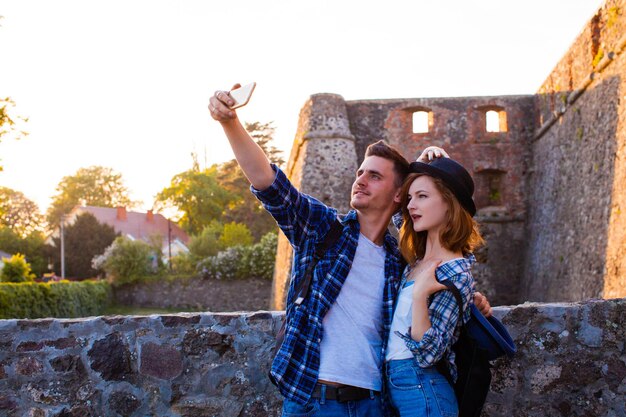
406,175,449,233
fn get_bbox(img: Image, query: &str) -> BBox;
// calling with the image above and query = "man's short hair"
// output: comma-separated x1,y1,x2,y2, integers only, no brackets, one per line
364,140,409,187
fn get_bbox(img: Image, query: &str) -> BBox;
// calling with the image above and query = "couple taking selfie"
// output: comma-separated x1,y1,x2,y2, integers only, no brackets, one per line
209,84,493,417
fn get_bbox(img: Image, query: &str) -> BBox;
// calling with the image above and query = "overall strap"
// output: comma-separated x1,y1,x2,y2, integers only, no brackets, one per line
294,218,343,305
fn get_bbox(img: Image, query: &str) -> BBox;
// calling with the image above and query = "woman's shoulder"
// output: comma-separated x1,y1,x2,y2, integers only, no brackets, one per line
436,254,476,285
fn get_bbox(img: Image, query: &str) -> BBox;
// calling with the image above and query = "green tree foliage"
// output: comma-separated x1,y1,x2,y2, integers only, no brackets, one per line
156,121,282,242
0,187,44,237
48,213,119,279
155,165,233,235
47,166,135,228
187,220,224,260
93,236,156,286
0,227,46,277
217,122,283,240
1,253,35,283
219,221,253,248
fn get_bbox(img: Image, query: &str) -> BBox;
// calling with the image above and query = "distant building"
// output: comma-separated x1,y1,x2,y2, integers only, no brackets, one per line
51,206,190,258
0,250,11,272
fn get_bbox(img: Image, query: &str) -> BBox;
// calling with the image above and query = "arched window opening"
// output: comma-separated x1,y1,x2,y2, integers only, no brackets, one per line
485,109,508,133
412,111,430,134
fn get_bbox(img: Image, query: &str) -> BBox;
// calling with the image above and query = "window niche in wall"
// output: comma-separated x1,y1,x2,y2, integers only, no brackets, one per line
474,169,507,209
411,109,432,134
483,107,508,133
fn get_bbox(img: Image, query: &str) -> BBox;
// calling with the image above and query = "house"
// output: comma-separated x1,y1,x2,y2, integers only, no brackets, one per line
0,250,11,272
58,206,190,258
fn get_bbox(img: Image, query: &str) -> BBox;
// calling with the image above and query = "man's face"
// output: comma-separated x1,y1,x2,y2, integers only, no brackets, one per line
350,156,402,213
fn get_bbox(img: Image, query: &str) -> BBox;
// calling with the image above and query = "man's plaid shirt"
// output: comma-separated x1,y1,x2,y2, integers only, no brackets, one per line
252,165,404,405
394,255,476,382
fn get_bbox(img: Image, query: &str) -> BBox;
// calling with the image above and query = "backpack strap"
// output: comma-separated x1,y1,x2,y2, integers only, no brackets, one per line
294,218,343,305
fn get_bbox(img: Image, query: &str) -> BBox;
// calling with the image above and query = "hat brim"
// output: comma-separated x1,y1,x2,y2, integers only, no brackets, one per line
467,304,516,360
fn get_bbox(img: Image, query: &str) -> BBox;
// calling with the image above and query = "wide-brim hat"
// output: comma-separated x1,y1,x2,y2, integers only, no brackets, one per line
467,304,517,360
408,158,477,216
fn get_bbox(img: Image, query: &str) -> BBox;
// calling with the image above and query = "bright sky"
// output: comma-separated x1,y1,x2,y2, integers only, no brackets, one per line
0,0,604,215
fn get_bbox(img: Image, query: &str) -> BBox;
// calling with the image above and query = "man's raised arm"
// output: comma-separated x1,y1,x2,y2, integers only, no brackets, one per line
208,84,275,190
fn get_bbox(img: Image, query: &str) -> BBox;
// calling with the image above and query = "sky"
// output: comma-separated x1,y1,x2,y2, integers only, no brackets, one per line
0,0,605,216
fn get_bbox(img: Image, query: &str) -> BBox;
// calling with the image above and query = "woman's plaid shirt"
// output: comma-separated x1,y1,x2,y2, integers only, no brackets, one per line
393,255,476,382
252,165,405,405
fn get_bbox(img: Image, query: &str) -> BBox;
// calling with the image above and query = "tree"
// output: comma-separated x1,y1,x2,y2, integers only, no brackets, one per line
0,227,46,277
0,187,44,237
1,253,35,283
0,97,29,171
216,122,283,240
93,236,156,286
47,166,135,228
48,213,119,279
219,222,253,249
155,164,233,235
187,220,224,260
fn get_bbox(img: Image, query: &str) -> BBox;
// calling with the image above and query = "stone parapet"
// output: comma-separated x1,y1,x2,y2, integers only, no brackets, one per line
0,298,623,416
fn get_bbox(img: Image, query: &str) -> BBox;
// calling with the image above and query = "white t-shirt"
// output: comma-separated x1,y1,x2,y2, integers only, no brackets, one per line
385,281,415,361
317,233,386,391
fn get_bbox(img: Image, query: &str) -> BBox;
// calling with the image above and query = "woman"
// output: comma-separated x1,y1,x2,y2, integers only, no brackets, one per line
385,157,484,417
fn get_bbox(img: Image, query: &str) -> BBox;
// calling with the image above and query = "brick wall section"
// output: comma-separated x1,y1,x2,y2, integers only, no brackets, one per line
523,0,626,301
0,298,623,416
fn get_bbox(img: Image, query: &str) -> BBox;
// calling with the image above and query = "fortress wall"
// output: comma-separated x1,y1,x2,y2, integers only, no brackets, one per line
0,298,623,416
524,0,626,301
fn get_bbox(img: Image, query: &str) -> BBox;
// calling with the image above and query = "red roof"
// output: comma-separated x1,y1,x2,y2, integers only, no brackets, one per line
70,206,189,244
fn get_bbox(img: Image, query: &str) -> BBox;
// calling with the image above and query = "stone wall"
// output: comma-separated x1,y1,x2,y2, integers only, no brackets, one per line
112,278,272,312
0,298,624,416
523,0,626,301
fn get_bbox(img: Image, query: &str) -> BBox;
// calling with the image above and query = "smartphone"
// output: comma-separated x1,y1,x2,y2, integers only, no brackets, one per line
229,82,256,109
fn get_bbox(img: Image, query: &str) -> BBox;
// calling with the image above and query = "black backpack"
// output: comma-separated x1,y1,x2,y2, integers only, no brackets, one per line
436,281,515,417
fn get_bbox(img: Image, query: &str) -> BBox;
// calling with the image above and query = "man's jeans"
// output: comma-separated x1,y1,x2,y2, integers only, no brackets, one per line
385,358,458,417
281,389,384,417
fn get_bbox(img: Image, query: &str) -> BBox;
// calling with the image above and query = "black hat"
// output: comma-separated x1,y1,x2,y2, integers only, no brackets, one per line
408,158,477,216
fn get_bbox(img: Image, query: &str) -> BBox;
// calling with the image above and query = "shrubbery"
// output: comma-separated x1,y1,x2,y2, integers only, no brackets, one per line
1,253,35,283
198,231,277,280
0,280,110,319
93,237,161,286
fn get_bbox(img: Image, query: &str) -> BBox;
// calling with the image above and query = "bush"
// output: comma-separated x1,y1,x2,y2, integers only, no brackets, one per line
198,231,277,280
0,280,110,319
1,253,35,283
93,237,157,286
219,222,253,248
188,220,223,260
245,231,278,280
169,253,196,275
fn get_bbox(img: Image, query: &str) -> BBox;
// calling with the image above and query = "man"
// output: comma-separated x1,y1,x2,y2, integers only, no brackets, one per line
209,85,491,417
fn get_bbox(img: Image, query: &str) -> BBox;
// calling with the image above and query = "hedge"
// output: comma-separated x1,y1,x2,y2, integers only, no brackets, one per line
0,280,111,319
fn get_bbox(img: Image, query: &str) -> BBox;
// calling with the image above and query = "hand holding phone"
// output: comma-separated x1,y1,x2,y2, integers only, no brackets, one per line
229,82,256,109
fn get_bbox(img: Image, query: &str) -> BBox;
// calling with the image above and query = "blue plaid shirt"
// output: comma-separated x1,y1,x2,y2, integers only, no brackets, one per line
252,165,404,405
394,254,476,382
